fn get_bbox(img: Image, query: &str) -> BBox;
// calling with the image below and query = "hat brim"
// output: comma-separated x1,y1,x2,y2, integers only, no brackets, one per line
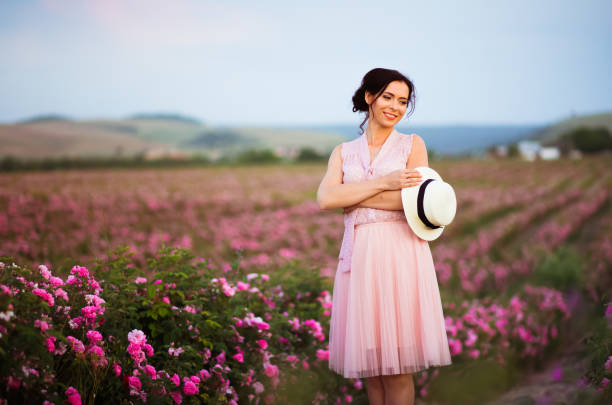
401,167,445,241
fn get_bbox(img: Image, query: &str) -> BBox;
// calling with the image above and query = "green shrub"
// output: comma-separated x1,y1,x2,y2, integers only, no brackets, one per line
530,246,585,292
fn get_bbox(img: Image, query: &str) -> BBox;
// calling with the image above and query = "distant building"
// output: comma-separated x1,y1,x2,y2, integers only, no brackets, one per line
518,141,541,161
538,147,560,160
495,145,508,157
274,146,299,159
143,147,190,160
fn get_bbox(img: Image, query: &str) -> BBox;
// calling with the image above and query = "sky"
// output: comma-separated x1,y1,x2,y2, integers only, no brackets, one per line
1,0,611,126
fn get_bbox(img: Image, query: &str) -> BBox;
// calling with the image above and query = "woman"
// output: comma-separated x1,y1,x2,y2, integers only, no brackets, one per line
317,68,452,405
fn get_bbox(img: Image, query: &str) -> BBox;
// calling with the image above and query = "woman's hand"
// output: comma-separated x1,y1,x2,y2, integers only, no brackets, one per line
382,169,422,190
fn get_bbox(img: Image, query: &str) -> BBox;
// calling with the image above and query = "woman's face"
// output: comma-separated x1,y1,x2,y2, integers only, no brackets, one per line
365,80,409,128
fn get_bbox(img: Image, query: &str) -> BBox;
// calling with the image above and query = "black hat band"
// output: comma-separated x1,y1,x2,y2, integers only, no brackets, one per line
417,178,442,229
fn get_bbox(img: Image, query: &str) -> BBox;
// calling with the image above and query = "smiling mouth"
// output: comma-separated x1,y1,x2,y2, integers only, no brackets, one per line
383,112,397,119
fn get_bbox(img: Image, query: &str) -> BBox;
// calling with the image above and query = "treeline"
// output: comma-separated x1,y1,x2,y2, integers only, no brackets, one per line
0,147,330,172
556,126,612,154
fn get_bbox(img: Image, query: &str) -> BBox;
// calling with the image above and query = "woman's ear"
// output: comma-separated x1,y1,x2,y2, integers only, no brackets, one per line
364,90,372,106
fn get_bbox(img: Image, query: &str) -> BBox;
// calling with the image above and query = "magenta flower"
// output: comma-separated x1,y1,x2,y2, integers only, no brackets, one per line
144,365,157,379
169,391,183,404
127,375,141,390
32,288,54,306
65,386,82,405
143,343,154,357
34,319,50,332
49,276,64,287
45,336,56,353
316,349,329,361
86,330,103,344
113,363,122,377
170,373,180,387
70,265,89,278
87,345,105,358
39,264,52,279
183,380,198,395
605,355,612,371
66,336,85,354
54,288,69,302
215,350,226,365
256,339,268,350
264,364,278,377
236,281,250,291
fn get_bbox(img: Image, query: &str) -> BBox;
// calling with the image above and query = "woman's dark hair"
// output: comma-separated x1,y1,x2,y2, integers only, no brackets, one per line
351,68,416,135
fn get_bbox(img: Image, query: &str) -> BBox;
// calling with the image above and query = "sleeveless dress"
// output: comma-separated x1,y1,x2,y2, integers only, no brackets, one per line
328,128,453,379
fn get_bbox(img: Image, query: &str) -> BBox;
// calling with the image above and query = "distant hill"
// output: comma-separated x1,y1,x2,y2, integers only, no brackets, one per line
2,111,609,160
18,114,73,124
127,113,203,125
184,128,259,148
522,111,612,145
0,119,168,161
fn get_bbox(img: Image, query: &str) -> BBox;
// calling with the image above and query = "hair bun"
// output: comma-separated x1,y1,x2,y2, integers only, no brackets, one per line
351,86,368,113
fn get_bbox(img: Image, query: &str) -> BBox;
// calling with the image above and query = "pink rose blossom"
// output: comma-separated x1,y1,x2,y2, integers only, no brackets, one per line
86,330,103,344
183,380,198,395
34,319,50,331
65,386,81,405
54,288,69,301
39,265,52,279
316,349,329,361
143,343,154,357
70,265,89,278
169,391,183,404
170,373,180,386
49,276,64,287
264,364,278,377
127,375,141,391
144,365,157,379
32,288,54,306
605,356,612,371
46,336,56,353
128,329,146,346
66,336,85,354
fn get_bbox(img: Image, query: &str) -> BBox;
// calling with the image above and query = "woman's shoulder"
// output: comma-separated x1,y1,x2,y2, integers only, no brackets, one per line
336,135,362,158
395,130,425,148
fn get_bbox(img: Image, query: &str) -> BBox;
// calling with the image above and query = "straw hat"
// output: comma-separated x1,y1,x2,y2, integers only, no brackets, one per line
400,166,457,241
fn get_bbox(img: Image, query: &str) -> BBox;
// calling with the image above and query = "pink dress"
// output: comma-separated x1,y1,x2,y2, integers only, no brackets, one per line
328,128,452,379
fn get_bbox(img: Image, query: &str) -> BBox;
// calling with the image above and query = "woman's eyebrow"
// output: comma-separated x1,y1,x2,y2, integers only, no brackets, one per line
383,91,408,101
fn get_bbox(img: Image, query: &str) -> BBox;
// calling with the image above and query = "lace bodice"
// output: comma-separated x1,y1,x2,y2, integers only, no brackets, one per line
338,128,414,273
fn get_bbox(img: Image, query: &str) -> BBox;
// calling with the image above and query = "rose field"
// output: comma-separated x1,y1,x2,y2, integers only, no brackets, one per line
1,156,611,404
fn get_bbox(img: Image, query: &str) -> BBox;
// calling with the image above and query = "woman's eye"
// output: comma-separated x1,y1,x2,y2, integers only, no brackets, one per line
383,95,390,99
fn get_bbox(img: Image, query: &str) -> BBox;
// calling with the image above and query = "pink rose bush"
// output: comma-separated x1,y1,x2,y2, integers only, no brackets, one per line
0,247,347,403
0,240,604,403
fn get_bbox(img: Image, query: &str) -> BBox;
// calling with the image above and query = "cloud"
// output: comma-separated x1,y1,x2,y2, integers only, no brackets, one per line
40,0,271,48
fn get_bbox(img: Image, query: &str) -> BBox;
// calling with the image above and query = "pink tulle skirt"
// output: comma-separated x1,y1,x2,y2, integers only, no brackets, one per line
328,220,452,378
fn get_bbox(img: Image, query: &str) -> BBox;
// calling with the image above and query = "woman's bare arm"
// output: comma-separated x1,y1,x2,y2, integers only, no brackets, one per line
316,144,391,210
351,135,429,211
